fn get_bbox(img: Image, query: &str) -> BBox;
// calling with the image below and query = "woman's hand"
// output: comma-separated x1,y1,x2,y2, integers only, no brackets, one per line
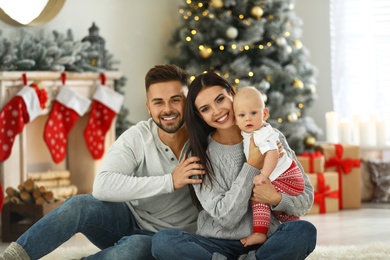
247,137,283,169
252,178,282,206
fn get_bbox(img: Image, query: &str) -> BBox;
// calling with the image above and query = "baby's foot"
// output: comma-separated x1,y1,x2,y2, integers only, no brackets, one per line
240,233,267,247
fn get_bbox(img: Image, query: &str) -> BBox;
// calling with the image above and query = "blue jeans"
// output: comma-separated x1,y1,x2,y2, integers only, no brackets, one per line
16,194,156,260
152,220,317,260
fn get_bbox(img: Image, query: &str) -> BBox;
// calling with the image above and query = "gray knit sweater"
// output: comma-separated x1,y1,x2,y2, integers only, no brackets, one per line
194,130,314,240
92,118,198,233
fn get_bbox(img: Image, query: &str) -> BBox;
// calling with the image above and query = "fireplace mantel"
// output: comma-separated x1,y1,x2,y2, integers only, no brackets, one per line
0,71,122,194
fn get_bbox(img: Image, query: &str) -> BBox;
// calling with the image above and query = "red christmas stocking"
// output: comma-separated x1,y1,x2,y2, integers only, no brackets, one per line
44,87,91,163
0,181,3,212
84,84,124,159
0,84,47,162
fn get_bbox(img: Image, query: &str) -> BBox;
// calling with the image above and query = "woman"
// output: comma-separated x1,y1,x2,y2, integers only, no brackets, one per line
152,72,316,260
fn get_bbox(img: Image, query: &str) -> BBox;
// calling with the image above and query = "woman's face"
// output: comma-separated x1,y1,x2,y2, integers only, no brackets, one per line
194,85,235,130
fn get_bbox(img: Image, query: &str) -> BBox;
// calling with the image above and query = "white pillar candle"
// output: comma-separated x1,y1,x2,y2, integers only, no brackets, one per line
325,111,339,143
351,114,360,145
368,113,378,146
339,119,351,144
376,120,387,147
359,121,371,147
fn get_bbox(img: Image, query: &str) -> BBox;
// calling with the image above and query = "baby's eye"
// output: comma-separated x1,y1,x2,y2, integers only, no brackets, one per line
251,111,257,115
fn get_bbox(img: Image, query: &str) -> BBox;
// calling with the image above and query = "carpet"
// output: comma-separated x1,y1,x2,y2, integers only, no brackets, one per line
40,242,390,260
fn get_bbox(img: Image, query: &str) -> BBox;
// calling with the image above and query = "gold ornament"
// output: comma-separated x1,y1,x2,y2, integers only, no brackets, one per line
304,136,316,147
200,46,212,59
287,112,298,123
210,0,223,9
251,6,264,19
292,79,304,89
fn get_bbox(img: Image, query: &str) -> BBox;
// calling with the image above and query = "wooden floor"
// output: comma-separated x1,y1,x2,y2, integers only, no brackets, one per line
1,203,390,253
302,202,390,246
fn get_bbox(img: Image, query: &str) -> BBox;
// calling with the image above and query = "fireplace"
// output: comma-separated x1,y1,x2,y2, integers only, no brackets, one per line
0,71,121,195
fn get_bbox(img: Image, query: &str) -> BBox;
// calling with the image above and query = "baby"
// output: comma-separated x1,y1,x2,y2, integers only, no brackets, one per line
233,86,305,246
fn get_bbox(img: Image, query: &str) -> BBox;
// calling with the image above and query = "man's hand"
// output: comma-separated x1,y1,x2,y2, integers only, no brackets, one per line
172,155,205,190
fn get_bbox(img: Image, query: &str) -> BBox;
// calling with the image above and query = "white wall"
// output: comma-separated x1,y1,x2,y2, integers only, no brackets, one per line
0,0,332,140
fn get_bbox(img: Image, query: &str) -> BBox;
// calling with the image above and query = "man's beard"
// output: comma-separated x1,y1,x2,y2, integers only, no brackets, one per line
153,115,184,134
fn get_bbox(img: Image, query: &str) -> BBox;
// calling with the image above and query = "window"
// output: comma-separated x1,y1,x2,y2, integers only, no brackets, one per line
330,0,390,146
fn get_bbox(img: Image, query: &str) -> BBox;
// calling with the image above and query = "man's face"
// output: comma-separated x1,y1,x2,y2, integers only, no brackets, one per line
146,81,187,134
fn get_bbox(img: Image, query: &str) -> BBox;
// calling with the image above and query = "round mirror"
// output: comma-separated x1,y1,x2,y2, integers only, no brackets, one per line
0,0,65,26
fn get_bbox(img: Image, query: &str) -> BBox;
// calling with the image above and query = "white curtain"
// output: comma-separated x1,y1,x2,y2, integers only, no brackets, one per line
330,0,390,144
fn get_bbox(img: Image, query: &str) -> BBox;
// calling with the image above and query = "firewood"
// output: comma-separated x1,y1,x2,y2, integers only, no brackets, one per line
20,191,33,204
5,187,19,197
23,179,36,193
33,189,42,199
34,178,71,188
9,196,23,204
27,170,71,180
49,185,78,198
35,196,47,205
43,191,54,202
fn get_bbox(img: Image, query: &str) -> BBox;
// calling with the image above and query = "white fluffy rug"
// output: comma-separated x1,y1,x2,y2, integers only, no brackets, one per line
40,242,390,260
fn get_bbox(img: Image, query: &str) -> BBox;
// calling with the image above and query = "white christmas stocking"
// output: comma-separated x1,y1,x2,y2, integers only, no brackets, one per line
84,84,124,159
0,84,47,162
44,87,91,163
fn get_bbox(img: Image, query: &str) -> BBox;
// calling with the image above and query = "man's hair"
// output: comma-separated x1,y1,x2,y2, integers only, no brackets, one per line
145,64,189,92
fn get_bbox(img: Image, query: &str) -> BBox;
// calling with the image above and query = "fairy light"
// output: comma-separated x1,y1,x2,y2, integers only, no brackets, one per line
231,44,237,50
235,78,240,84
191,30,197,35
248,71,254,77
239,14,244,19
209,13,215,19
194,15,199,21
186,36,191,42
186,0,191,4
285,31,291,37
244,45,250,50
224,73,230,78
202,10,209,16
199,45,204,50
259,44,264,49
219,45,224,50
278,118,283,123
198,3,203,7
298,103,304,109
179,9,184,14
267,42,272,47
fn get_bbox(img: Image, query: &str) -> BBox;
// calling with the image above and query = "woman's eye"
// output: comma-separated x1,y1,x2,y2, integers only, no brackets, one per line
216,96,224,103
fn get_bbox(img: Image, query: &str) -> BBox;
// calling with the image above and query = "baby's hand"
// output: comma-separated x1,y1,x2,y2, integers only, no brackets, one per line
254,174,268,185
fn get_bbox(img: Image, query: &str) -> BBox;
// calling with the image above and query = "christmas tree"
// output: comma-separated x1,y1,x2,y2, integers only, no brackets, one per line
167,0,322,154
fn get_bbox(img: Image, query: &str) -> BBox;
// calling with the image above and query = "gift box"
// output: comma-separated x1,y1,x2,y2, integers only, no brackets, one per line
297,151,325,173
315,143,361,209
306,172,339,214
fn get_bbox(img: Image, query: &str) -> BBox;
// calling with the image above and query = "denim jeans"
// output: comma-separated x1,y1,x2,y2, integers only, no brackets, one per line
152,220,317,260
16,194,156,260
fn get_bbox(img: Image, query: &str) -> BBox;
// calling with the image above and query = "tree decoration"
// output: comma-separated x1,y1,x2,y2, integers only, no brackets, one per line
167,0,322,154
199,45,212,59
210,0,224,9
251,6,264,19
304,135,316,148
226,26,238,39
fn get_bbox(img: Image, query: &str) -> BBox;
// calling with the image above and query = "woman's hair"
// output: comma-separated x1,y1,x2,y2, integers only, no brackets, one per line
184,72,235,191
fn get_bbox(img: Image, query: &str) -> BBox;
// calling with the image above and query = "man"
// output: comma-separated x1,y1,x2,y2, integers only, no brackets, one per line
1,64,204,260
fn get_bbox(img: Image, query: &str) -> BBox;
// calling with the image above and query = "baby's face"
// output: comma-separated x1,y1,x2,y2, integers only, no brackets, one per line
233,94,266,134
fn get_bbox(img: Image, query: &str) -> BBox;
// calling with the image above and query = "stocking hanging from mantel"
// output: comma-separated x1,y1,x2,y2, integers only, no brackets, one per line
0,74,48,162
44,73,91,164
84,73,124,159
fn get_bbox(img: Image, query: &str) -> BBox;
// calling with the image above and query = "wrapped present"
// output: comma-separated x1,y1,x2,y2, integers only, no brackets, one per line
315,143,361,209
297,151,325,173
306,172,339,214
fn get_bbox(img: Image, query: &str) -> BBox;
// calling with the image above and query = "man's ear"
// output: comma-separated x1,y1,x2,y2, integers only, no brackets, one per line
146,101,151,115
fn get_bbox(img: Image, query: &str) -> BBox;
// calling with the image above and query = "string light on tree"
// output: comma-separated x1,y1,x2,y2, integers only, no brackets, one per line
199,45,212,59
292,79,304,89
